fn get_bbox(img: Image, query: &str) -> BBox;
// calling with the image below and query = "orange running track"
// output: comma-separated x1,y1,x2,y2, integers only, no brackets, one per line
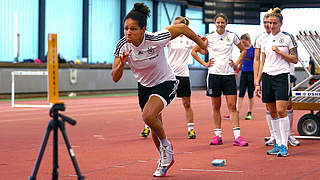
0,90,320,180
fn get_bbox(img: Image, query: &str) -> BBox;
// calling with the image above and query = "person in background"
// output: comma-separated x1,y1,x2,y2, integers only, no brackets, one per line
287,63,300,146
308,56,320,87
254,10,276,146
191,13,248,147
255,7,298,157
236,33,255,120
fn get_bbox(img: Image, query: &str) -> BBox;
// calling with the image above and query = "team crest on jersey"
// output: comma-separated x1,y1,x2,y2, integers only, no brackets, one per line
147,47,154,54
279,38,284,44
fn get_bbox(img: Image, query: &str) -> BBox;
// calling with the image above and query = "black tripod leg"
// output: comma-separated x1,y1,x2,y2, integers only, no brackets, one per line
29,120,53,180
52,120,59,180
58,121,85,180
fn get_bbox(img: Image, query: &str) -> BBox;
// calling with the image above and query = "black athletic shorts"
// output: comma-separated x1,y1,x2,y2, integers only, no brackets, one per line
262,72,291,103
176,76,191,97
138,80,179,111
239,71,255,98
206,74,237,97
290,75,296,85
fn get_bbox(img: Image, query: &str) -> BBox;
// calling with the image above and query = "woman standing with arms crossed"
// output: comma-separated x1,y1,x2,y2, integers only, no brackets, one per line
112,3,207,176
192,13,248,146
256,8,298,157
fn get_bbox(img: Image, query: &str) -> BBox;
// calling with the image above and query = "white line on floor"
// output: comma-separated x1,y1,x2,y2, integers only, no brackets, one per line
181,169,244,173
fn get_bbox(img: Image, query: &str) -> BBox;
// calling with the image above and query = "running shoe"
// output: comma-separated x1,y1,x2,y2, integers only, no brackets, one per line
277,145,289,157
245,112,252,120
265,137,276,146
210,136,223,145
188,129,196,139
267,144,280,155
153,144,175,177
233,136,248,146
140,127,150,138
288,135,300,146
223,115,230,120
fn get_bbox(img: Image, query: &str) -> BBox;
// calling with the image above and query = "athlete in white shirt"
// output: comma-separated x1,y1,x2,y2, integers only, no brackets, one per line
256,8,298,157
254,11,276,146
167,16,197,139
192,13,248,146
112,3,207,177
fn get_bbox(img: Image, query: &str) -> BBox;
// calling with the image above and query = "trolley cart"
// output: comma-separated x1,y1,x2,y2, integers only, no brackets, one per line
292,30,320,138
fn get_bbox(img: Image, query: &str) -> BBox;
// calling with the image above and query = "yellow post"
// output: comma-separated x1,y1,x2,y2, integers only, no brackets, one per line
47,34,60,104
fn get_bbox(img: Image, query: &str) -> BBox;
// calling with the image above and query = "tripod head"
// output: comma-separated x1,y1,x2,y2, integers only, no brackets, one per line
49,103,76,126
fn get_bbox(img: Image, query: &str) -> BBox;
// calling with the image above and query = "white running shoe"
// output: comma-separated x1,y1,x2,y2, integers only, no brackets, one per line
160,144,174,166
153,144,174,177
265,137,276,146
288,135,300,146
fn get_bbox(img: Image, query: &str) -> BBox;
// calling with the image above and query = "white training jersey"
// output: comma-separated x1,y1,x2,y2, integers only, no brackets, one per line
167,35,195,77
261,31,297,75
113,29,175,87
290,63,295,75
205,30,240,75
254,32,269,49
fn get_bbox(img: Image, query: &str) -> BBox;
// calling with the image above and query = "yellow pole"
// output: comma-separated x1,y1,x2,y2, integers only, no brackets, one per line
47,34,60,104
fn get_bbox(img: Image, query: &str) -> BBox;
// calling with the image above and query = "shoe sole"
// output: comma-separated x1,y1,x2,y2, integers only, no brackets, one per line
188,136,196,139
265,143,275,146
267,152,278,155
210,142,223,145
233,143,248,146
289,141,300,146
277,153,288,157
140,134,148,138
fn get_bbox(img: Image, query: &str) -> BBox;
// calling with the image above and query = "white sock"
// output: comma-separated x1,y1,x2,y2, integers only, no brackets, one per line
145,124,150,129
214,129,222,137
266,111,275,139
271,118,282,146
233,127,241,140
187,123,195,131
160,137,170,147
287,109,294,135
279,116,290,147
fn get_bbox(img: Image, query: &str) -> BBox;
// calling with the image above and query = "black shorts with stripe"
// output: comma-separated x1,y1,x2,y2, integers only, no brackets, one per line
262,72,291,103
138,80,179,111
206,74,237,97
239,71,255,98
176,76,191,97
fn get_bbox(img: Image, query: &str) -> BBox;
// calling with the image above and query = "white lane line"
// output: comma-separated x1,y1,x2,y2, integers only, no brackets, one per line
181,169,244,173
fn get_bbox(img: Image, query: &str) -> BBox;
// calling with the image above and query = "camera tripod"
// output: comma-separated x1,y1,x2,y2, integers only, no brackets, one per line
29,103,84,180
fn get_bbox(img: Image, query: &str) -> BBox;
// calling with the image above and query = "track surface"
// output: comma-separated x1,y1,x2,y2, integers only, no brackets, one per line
1,90,320,179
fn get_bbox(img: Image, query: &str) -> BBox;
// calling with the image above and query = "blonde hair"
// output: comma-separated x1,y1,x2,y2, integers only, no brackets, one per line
174,16,190,26
240,33,251,44
270,7,283,23
264,8,273,18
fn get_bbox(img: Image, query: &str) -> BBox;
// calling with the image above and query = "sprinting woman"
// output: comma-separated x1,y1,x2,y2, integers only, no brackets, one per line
112,3,207,176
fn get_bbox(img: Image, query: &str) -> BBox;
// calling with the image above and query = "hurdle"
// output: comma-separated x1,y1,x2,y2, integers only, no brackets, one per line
11,34,60,108
11,71,50,108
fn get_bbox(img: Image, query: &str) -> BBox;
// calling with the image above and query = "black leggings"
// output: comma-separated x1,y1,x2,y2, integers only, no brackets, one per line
239,71,254,98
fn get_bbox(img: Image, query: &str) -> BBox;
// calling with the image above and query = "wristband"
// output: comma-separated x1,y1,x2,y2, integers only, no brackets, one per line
235,67,240,74
255,83,260,86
